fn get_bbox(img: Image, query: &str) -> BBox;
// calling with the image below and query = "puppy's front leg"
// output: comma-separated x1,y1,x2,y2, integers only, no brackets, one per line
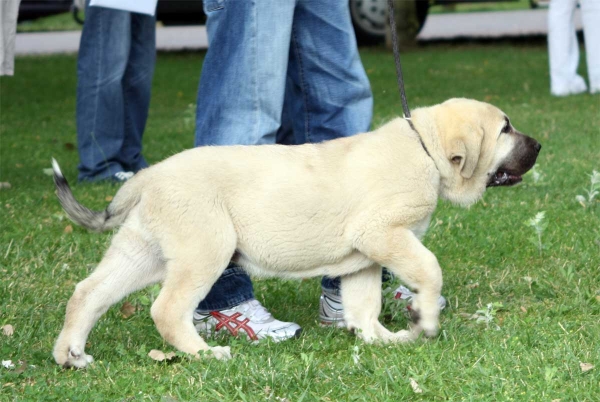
340,265,414,343
357,227,443,339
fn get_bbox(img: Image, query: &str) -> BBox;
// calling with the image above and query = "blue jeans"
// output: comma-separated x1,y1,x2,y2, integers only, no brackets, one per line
76,1,155,181
196,0,373,311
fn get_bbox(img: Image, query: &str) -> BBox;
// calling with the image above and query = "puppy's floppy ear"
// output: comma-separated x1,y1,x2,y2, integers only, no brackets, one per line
448,134,482,179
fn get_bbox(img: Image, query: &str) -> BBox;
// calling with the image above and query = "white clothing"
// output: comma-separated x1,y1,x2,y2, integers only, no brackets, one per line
548,0,600,95
0,0,21,76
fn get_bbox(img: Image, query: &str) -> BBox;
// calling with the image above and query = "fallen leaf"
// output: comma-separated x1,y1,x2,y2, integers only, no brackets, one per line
466,282,479,289
148,349,175,362
64,225,73,234
105,195,113,202
2,360,14,369
595,295,600,302
15,164,23,168
520,306,527,313
551,399,561,402
43,168,54,176
409,378,423,394
120,301,136,318
2,325,14,336
580,362,594,373
14,361,27,375
0,182,11,190
64,143,76,151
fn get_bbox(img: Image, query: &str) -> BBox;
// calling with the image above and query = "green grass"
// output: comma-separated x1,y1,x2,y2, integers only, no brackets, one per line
430,0,536,14
1,44,599,401
17,12,82,33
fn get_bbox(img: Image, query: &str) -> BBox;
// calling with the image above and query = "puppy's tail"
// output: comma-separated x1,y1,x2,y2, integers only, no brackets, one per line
52,158,142,232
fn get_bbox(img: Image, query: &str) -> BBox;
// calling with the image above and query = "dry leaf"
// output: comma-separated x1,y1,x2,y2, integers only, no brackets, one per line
551,399,561,402
595,295,600,302
120,301,136,318
466,282,479,289
148,349,175,362
0,182,11,190
105,195,113,202
580,362,594,373
2,325,14,336
64,142,76,151
2,360,15,369
14,360,27,375
64,225,73,234
409,378,423,394
520,306,527,313
42,168,54,176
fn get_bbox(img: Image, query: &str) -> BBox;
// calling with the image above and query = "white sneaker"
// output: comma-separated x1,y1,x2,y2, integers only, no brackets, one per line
193,299,302,342
551,76,588,97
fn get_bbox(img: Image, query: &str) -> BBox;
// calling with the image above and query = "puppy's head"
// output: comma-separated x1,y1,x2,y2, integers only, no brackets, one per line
424,98,541,206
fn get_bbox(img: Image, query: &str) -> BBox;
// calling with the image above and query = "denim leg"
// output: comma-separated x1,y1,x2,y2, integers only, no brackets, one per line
286,0,373,293
196,265,255,312
119,12,155,173
286,0,373,145
194,1,297,311
76,3,132,181
195,0,295,146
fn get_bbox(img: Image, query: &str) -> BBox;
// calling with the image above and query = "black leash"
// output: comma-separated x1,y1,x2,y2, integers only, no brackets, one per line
386,0,412,122
386,0,432,157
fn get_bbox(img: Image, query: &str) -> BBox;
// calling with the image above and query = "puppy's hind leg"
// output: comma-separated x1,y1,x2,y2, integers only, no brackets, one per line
53,227,165,368
150,230,236,361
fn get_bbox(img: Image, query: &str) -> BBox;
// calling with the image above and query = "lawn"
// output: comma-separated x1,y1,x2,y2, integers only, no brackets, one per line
1,43,599,401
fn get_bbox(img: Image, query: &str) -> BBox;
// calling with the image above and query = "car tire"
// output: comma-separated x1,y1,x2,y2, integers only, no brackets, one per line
349,0,430,45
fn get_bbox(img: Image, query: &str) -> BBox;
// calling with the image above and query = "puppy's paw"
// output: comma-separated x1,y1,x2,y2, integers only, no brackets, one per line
409,321,439,339
58,347,94,369
210,346,232,361
393,329,417,343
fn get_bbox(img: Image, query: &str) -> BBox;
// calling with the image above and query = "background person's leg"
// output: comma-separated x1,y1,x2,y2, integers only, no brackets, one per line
76,2,132,181
119,12,156,173
548,0,587,96
580,0,600,93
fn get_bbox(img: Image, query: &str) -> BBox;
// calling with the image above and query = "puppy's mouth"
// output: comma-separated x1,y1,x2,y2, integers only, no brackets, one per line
487,170,523,187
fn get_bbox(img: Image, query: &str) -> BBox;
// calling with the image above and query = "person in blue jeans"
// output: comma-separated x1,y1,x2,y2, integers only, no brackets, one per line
192,0,445,341
76,0,155,182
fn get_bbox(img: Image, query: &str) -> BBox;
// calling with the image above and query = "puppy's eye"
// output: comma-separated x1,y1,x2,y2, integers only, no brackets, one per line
451,156,462,164
501,118,511,134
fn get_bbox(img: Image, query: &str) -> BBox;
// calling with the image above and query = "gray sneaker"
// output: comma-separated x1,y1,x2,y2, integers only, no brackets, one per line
193,299,302,342
319,285,447,327
113,171,134,182
319,290,346,327
394,285,447,311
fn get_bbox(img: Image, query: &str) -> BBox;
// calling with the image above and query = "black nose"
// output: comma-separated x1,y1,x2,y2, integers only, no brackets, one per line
534,142,542,153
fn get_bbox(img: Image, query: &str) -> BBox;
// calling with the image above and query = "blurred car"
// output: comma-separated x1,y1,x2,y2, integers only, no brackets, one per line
19,0,542,43
18,0,72,22
156,0,535,44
